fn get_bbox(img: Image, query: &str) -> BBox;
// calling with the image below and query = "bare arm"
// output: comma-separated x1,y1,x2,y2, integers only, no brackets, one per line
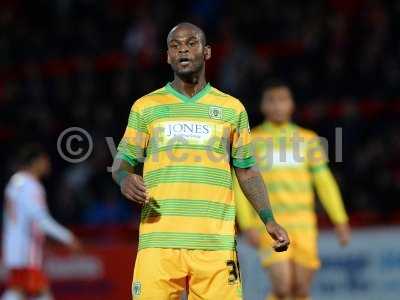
26,190,80,251
234,165,290,251
234,166,272,213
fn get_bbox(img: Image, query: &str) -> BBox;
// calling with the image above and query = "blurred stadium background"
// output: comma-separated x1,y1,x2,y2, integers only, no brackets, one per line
0,0,399,299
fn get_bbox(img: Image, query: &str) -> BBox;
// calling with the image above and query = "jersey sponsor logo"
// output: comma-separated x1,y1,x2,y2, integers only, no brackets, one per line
209,106,223,120
165,122,211,138
133,281,141,296
156,121,224,146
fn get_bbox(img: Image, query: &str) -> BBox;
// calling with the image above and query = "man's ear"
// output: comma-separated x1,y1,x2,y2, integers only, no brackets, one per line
204,45,211,61
167,51,171,65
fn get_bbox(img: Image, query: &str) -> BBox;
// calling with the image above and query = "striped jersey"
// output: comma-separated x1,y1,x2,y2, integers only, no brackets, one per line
117,83,255,250
236,122,328,232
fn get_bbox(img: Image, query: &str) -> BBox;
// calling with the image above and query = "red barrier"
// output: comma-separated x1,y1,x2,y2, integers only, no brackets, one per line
2,213,399,299
1,226,139,300
47,243,136,300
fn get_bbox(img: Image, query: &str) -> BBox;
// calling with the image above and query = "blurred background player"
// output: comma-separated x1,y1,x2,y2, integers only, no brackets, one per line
235,80,351,300
1,144,81,300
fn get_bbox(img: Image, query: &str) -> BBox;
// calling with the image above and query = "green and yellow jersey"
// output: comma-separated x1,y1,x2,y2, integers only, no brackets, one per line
235,122,348,233
117,83,255,251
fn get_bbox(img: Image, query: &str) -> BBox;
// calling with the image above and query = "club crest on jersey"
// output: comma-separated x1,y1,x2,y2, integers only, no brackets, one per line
209,106,223,120
133,281,141,296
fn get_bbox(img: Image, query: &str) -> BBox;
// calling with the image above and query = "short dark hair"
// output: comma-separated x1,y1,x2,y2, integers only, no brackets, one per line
262,79,290,94
167,22,207,46
17,143,46,167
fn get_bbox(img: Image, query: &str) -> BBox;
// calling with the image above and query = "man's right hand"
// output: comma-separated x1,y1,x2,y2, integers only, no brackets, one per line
121,174,149,204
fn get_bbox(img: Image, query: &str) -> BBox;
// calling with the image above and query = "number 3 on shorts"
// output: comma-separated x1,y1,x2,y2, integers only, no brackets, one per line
226,260,240,284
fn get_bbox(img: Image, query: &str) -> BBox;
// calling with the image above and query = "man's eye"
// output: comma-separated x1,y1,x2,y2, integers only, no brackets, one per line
170,44,178,49
189,41,197,47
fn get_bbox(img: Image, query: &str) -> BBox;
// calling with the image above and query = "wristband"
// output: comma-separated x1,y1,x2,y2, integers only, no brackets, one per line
259,208,275,224
116,170,129,186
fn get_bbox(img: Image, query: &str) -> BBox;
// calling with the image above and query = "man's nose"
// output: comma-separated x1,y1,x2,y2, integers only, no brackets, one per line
178,45,189,53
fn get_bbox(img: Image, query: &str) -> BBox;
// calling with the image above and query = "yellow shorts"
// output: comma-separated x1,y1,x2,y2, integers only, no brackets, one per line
259,228,320,270
132,248,243,300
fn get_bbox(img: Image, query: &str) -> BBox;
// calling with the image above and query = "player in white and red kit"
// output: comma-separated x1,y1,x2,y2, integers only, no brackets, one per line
1,145,81,300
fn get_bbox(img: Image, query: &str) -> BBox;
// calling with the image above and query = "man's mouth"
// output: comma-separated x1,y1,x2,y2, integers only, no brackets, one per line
178,57,191,66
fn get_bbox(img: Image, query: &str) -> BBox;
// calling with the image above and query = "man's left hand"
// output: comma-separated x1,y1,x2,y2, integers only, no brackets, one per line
265,221,290,252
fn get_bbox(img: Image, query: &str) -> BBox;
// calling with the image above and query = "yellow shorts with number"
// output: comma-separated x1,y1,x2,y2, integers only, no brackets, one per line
132,248,243,300
259,228,320,270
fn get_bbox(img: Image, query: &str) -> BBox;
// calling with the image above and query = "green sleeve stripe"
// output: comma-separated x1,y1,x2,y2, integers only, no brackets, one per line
232,156,256,169
116,152,138,167
117,142,145,163
138,232,235,250
141,199,235,221
309,164,328,174
118,142,145,156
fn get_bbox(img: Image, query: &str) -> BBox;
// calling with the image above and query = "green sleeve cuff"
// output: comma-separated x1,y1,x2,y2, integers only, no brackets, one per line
232,156,256,169
116,152,139,167
115,170,129,186
259,208,275,224
310,163,328,174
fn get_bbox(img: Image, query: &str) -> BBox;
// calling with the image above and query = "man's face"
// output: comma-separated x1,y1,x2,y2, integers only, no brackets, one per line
261,87,294,123
167,27,210,77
